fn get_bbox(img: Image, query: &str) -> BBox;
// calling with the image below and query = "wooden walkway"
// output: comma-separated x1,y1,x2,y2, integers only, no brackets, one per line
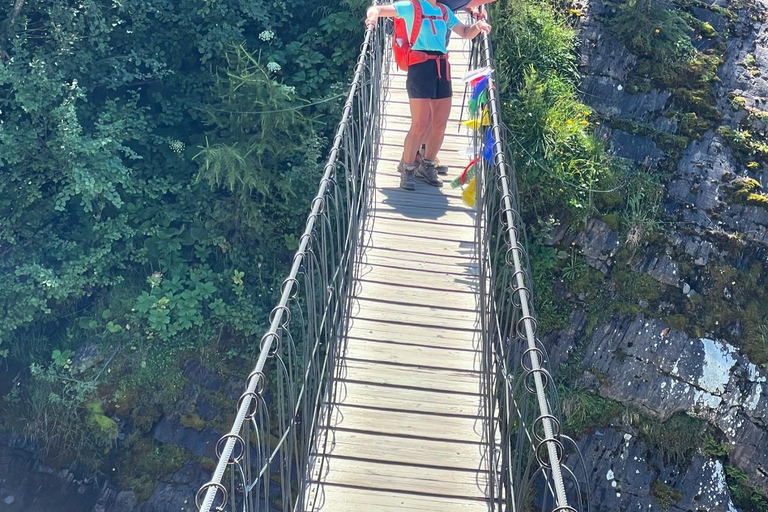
306,35,491,512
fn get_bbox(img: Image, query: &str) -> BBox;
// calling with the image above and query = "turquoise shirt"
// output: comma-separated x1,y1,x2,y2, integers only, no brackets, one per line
393,1,461,54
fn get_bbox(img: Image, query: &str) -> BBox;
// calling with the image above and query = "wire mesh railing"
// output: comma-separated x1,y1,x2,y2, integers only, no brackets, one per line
472,12,587,512
194,17,385,512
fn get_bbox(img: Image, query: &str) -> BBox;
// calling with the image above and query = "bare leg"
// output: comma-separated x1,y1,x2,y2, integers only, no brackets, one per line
403,98,432,164
420,110,433,158
423,97,452,161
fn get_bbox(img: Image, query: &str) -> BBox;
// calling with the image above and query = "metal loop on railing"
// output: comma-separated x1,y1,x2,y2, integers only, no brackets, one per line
311,195,326,214
521,347,546,374
269,304,292,328
511,283,530,309
281,277,300,299
517,315,538,340
195,482,227,511
533,414,562,443
237,391,261,420
259,332,280,357
215,434,246,465
525,366,551,395
245,370,266,394
535,437,565,469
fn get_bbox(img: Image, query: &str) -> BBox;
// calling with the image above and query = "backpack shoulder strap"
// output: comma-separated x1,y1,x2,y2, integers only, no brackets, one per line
410,0,424,47
439,3,449,21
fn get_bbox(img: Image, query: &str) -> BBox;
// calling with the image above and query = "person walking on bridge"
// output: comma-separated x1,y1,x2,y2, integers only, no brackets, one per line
416,0,498,175
365,1,491,191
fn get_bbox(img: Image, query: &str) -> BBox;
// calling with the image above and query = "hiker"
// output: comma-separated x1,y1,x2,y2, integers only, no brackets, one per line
366,1,491,191
418,0,498,175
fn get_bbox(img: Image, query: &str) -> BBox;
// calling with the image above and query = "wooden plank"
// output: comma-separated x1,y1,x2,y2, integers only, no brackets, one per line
346,317,480,352
356,263,478,294
374,177,469,204
356,282,477,311
331,382,484,417
374,172,467,198
357,248,478,275
362,231,476,260
372,194,469,213
368,216,476,243
370,202,476,225
314,429,486,470
351,297,479,334
311,456,488,498
336,358,481,394
325,406,486,445
343,337,482,373
370,207,475,228
306,484,490,512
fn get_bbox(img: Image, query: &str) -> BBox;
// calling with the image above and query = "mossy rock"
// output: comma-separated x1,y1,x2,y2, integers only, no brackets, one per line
87,401,119,440
116,439,188,502
651,479,684,511
180,412,207,430
726,177,768,210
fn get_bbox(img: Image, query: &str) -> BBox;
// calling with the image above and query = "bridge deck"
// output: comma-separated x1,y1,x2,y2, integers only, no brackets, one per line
305,35,492,512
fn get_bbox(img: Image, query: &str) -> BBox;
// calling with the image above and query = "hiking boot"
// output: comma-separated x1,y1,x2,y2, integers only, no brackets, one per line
416,158,443,187
416,150,448,175
397,160,417,191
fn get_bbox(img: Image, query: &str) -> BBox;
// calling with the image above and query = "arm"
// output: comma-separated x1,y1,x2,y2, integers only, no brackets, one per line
452,20,491,39
366,5,398,26
467,0,497,7
462,0,497,20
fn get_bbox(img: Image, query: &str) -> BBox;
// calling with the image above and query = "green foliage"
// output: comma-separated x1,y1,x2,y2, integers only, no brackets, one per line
607,0,694,64
702,433,729,457
559,385,624,434
0,0,366,473
718,127,768,168
116,439,189,502
651,479,684,511
726,176,768,209
634,412,705,466
13,362,110,470
605,0,724,138
622,171,665,248
493,0,620,225
727,465,768,512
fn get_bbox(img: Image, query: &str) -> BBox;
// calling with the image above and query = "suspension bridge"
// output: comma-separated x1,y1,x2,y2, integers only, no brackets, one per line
196,8,585,512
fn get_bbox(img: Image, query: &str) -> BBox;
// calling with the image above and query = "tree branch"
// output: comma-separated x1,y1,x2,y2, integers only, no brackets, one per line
1,0,26,61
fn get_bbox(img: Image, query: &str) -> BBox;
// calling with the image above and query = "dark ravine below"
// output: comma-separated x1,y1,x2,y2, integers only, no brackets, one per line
2,0,768,510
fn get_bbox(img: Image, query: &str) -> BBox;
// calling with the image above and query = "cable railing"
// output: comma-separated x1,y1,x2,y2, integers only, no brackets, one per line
472,11,587,512
194,17,385,512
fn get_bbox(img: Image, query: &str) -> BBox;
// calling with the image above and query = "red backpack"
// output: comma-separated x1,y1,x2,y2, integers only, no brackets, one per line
393,0,449,71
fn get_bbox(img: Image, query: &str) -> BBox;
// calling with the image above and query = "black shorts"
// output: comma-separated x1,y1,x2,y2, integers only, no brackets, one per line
406,53,452,100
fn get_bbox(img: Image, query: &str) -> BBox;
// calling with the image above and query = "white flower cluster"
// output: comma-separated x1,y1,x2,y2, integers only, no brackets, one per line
259,30,275,41
168,139,185,155
281,84,296,95
267,61,281,73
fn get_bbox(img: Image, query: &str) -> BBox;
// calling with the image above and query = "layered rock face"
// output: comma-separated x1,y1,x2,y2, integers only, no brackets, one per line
553,0,768,508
